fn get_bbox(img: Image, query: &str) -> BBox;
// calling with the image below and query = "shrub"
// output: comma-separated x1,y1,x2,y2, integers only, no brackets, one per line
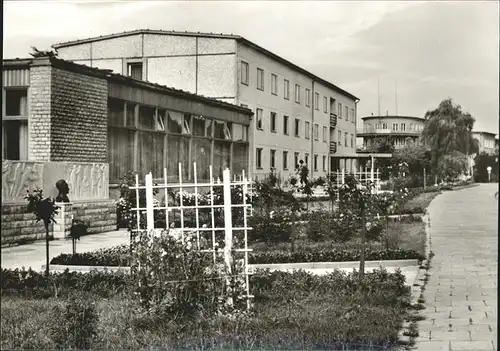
249,210,292,243
51,245,130,266
131,230,246,321
0,268,130,298
249,247,424,264
50,293,99,349
306,211,355,243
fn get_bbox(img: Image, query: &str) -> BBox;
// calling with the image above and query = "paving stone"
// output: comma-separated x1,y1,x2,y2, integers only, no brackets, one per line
413,185,498,351
450,340,495,350
414,341,450,350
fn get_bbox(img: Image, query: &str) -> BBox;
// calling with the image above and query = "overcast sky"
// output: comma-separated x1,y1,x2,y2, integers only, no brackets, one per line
3,1,499,133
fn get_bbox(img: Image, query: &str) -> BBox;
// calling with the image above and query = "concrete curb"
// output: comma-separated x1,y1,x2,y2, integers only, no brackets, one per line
250,259,419,272
43,259,419,275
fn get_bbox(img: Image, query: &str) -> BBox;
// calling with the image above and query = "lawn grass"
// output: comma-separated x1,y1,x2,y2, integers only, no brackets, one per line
1,270,410,350
386,220,426,256
402,191,441,212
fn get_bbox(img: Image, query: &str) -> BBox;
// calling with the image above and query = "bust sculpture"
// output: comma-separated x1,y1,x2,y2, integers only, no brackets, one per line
55,179,70,203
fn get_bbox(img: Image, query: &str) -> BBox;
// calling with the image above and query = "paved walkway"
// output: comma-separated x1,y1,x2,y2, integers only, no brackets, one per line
414,184,498,351
1,230,129,271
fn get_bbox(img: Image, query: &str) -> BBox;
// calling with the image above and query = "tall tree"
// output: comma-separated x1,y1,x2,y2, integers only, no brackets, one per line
422,98,477,184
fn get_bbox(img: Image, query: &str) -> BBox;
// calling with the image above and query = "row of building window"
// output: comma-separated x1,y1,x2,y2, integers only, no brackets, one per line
255,109,329,141
241,61,355,122
255,148,328,172
337,131,355,149
370,122,424,132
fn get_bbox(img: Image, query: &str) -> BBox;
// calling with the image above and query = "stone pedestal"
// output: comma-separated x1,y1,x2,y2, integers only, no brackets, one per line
52,202,73,239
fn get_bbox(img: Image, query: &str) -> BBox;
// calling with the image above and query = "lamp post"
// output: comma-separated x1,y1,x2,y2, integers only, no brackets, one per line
487,166,492,183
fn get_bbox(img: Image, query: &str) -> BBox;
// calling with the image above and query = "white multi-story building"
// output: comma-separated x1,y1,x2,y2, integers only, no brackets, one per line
53,29,359,180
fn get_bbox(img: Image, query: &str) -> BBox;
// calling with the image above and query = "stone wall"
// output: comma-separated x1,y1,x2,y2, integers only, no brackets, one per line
50,67,108,162
28,57,108,163
1,200,117,247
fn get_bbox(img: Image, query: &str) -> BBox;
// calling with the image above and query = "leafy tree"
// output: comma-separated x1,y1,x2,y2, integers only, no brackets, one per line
391,138,431,186
473,152,499,183
422,98,478,184
436,151,468,182
338,175,376,279
25,188,60,276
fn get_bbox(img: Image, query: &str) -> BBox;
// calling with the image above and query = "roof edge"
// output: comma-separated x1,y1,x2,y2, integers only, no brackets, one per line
361,115,425,120
51,29,358,101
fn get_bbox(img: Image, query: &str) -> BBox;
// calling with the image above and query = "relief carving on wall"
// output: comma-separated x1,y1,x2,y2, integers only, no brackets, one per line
2,161,44,203
66,163,108,200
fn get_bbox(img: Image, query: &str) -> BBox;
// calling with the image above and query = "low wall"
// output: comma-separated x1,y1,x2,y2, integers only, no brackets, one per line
1,200,117,247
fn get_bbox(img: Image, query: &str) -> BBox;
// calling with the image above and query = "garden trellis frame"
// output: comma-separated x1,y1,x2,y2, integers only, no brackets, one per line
130,162,254,309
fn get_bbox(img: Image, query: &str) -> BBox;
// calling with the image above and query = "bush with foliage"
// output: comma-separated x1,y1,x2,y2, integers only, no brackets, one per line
249,247,424,264
131,230,246,321
51,245,130,266
0,268,130,298
50,293,99,349
306,210,356,243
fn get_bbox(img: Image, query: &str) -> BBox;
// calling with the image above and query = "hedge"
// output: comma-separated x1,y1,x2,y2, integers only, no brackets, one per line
50,245,424,267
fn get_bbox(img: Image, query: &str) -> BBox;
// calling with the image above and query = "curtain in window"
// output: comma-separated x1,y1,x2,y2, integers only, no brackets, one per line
108,127,135,182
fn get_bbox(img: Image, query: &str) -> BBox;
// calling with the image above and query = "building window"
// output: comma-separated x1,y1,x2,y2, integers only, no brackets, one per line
294,152,299,170
382,122,388,129
3,89,29,160
295,84,300,104
351,134,354,148
305,153,309,166
345,106,349,120
350,108,355,123
283,115,289,135
314,123,319,140
283,151,288,169
305,121,310,139
338,103,342,118
271,112,277,132
256,108,263,130
241,61,249,85
257,68,264,91
127,62,143,80
314,92,319,110
338,130,342,147
256,148,263,169
284,79,290,100
270,149,276,169
305,89,311,107
345,132,348,147
323,126,327,142
401,123,406,131
271,73,278,95
323,97,328,113
393,123,398,131
322,155,326,171
294,118,300,137
314,154,318,171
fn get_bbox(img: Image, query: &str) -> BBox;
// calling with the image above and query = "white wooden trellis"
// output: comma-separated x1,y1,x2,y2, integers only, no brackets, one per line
333,168,381,201
130,162,254,310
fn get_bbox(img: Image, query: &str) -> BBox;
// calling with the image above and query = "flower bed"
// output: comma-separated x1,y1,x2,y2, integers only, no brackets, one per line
50,244,424,267
1,267,412,350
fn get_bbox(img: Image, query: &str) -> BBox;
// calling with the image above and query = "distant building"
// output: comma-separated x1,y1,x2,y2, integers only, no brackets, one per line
472,131,498,156
357,115,424,150
52,29,360,179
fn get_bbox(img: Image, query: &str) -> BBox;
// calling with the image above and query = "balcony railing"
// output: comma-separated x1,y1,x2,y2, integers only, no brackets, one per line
330,141,337,154
357,128,421,135
330,113,337,128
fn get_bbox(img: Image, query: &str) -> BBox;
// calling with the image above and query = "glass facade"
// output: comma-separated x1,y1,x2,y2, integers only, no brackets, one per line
107,97,249,183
